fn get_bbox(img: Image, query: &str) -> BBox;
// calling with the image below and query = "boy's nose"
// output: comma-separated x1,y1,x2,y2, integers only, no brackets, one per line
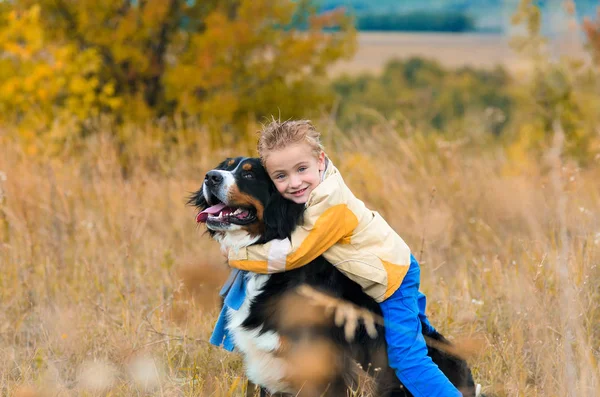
289,175,302,188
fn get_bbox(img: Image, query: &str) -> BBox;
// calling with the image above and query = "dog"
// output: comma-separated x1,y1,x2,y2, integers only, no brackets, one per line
189,156,482,396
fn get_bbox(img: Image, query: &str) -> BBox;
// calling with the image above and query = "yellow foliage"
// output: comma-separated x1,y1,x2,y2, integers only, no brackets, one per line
0,5,121,153
504,122,547,176
0,0,354,152
165,0,355,133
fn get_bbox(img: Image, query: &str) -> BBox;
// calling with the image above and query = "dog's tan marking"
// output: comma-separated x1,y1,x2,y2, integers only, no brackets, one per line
243,163,253,171
227,186,266,237
228,159,235,166
245,222,263,238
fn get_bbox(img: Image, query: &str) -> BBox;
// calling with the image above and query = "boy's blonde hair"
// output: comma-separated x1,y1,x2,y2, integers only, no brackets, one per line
257,119,325,163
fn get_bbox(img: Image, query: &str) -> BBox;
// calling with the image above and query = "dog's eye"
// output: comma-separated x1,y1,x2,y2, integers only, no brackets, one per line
242,172,255,180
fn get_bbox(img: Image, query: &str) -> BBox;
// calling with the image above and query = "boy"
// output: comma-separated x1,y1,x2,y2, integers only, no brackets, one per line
226,119,461,396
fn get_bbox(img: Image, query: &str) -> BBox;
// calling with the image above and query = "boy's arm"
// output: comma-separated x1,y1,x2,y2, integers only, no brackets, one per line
228,186,358,274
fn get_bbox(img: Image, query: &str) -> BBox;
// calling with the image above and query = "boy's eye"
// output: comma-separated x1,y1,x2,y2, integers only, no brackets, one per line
298,167,307,172
242,172,254,180
274,174,285,180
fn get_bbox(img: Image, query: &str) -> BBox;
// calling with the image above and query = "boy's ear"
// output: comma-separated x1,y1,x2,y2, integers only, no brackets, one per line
318,151,326,172
263,192,304,241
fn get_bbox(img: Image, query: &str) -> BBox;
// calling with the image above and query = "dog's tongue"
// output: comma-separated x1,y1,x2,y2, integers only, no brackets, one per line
196,203,227,223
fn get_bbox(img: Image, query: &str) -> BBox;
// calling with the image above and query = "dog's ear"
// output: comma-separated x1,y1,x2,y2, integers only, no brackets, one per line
263,192,305,241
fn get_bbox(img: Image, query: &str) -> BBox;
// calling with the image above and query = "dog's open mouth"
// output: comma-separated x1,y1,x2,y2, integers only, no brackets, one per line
196,202,257,226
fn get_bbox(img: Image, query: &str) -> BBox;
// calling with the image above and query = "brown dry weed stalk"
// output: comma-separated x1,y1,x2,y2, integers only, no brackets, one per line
294,285,381,341
292,285,485,360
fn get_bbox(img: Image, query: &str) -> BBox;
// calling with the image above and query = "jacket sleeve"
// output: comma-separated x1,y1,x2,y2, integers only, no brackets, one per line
228,180,358,274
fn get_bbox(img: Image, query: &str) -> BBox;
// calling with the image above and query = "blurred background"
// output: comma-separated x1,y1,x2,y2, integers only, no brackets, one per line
1,1,599,396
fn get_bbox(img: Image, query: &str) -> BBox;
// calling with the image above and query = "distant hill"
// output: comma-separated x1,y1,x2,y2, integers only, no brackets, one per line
317,0,600,33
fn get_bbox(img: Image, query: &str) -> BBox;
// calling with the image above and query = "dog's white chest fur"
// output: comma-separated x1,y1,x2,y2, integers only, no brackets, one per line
210,216,293,392
225,272,293,393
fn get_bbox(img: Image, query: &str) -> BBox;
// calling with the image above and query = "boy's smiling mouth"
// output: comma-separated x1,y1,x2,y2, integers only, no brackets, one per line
290,187,308,196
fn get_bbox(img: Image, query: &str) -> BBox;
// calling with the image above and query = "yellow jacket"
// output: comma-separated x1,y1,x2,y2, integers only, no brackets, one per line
228,159,411,302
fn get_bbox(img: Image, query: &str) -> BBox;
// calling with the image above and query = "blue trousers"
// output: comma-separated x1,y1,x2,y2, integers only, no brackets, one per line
380,255,461,397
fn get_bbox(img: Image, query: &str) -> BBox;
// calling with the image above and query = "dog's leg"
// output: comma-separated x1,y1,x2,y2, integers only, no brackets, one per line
388,390,409,397
255,386,286,397
245,380,261,397
261,389,289,397
426,332,479,397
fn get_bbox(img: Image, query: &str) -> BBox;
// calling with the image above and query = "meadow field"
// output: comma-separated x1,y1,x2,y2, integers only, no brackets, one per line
1,120,599,396
330,32,590,76
2,1,600,393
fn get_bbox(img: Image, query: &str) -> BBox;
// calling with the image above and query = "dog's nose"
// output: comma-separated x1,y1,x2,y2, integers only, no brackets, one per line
205,170,223,187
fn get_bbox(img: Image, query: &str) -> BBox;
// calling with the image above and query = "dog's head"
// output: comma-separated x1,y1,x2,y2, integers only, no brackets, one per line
189,157,304,249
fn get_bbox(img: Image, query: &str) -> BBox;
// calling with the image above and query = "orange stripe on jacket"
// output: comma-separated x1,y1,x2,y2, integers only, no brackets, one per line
285,204,358,271
228,259,269,273
381,260,410,300
229,205,356,273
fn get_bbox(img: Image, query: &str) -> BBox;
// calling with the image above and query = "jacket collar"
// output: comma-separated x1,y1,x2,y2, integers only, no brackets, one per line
322,156,336,181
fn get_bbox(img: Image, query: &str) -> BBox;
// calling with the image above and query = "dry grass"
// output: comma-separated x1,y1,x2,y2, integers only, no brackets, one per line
1,120,599,396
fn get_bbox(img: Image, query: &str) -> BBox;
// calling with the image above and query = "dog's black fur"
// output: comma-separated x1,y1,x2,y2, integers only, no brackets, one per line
190,157,479,397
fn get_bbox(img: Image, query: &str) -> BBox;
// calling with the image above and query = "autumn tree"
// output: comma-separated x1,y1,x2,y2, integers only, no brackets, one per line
0,0,354,142
0,6,121,139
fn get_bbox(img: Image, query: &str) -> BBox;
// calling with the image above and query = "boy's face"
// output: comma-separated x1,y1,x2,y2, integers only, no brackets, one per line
264,143,325,204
